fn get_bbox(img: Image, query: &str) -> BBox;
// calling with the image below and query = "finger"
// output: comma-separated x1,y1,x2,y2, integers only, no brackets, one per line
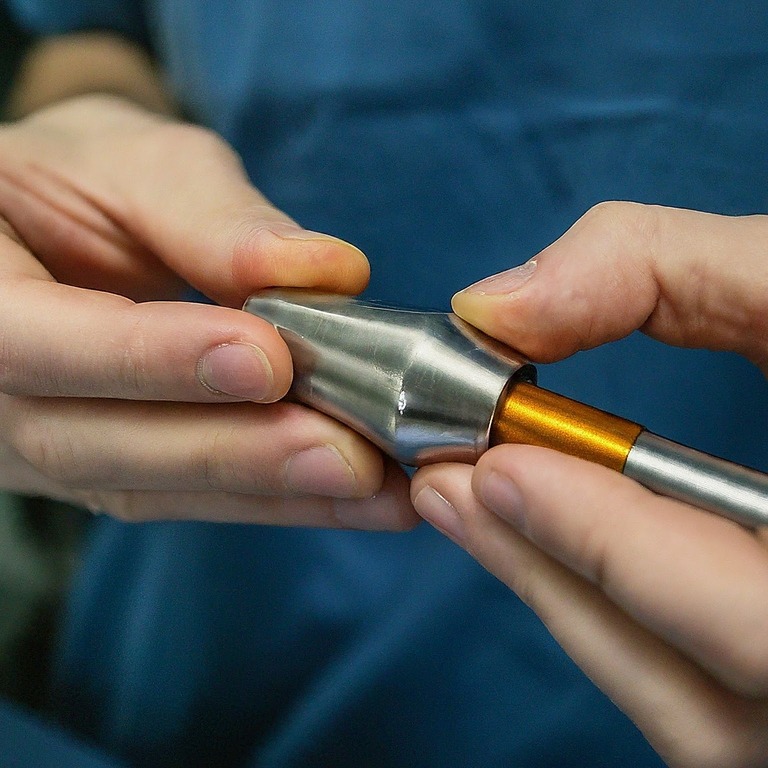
0,168,184,302
4,101,370,306
452,202,768,369
0,241,292,400
468,445,768,698
12,455,415,530
411,464,768,767
50,460,417,530
6,397,388,498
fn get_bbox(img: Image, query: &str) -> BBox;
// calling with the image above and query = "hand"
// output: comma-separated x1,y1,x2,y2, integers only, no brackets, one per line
412,203,768,767
0,95,416,529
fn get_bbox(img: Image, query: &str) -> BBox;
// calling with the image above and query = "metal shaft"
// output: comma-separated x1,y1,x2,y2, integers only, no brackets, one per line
624,432,768,528
493,382,768,528
244,290,768,528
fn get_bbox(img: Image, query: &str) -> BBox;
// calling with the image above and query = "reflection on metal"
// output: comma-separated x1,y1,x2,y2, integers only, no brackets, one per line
244,290,534,465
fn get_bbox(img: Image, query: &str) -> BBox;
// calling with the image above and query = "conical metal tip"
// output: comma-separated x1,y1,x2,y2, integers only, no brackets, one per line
243,289,534,465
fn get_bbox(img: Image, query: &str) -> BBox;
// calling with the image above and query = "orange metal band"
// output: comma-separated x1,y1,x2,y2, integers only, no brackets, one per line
490,381,643,472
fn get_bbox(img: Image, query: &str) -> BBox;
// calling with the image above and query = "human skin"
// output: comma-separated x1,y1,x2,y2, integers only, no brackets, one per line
412,202,768,767
0,34,416,528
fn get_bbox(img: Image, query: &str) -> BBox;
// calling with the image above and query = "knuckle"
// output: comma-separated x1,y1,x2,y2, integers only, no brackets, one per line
228,212,289,287
74,487,147,523
569,509,615,589
483,541,544,614
506,568,539,612
0,215,27,249
198,428,234,492
10,402,79,485
584,200,661,261
74,488,159,525
0,327,41,397
584,199,644,229
0,336,15,395
195,420,272,493
103,491,149,523
117,310,152,395
193,403,330,494
148,121,240,170
717,638,768,697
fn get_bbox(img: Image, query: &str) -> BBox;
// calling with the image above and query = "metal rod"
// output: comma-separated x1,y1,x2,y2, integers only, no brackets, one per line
493,382,768,527
624,432,768,527
244,290,768,528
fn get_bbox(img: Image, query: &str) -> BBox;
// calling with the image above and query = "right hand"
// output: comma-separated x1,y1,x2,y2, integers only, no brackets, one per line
0,95,417,529
414,202,768,766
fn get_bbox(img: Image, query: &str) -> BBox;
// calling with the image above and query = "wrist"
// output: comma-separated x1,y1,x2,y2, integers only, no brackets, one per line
7,31,174,119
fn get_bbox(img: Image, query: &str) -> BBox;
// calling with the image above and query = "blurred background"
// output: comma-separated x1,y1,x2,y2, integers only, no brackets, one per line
1,1,28,105
0,2,88,715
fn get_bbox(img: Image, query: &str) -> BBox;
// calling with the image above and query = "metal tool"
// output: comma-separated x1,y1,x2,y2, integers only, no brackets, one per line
244,289,768,527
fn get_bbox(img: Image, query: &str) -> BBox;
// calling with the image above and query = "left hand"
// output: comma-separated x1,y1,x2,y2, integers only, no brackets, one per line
412,202,768,768
0,96,416,528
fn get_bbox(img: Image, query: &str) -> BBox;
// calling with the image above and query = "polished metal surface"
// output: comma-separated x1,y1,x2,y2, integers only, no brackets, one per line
245,290,768,527
244,290,535,465
624,431,768,527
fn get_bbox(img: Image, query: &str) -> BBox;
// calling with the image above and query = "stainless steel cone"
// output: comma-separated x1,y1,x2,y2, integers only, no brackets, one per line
244,290,534,465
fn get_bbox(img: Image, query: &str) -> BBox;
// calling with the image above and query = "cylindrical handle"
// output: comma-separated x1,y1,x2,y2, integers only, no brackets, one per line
624,432,768,528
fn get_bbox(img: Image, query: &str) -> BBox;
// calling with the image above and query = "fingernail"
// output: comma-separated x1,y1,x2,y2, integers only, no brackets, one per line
413,486,465,545
198,342,274,401
458,258,537,296
283,445,358,497
478,471,526,529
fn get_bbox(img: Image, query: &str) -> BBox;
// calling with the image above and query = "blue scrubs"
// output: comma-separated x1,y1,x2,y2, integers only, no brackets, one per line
6,2,768,765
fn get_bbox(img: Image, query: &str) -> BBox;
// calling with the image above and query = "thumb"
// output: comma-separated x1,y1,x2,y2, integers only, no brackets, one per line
114,120,371,306
10,97,370,307
452,202,768,372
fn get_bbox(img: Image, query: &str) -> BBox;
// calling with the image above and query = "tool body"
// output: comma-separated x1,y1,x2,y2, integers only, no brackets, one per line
244,290,768,527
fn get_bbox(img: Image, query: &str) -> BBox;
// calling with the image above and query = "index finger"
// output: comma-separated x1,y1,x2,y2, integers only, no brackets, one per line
471,444,768,698
0,233,292,401
452,202,768,371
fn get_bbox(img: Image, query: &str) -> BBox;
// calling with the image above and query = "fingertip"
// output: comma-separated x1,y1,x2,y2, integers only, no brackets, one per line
269,226,371,293
410,463,455,506
450,289,497,331
231,226,371,300
241,315,294,399
451,259,568,362
334,460,420,531
308,425,389,501
187,305,294,401
410,464,475,535
451,259,536,329
409,465,431,502
471,444,554,526
473,443,560,494
197,341,277,402
451,289,561,363
341,440,386,499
